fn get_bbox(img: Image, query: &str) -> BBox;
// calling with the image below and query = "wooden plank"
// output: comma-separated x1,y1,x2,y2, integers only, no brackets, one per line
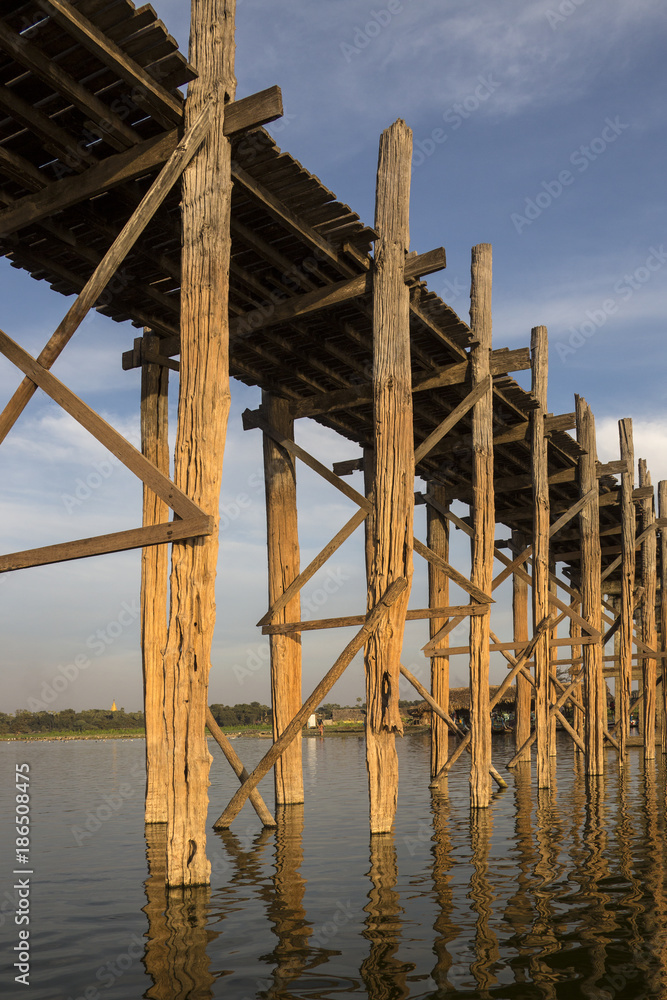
495,461,626,495
469,242,494,809
414,538,494,605
0,518,213,574
365,119,414,834
258,508,367,627
421,604,489,656
213,579,407,829
205,709,276,827
404,247,446,280
0,329,204,520
443,636,600,655
0,18,140,151
493,412,575,445
263,604,484,634
162,0,236,885
37,0,184,127
414,376,491,464
0,107,213,447
262,393,303,805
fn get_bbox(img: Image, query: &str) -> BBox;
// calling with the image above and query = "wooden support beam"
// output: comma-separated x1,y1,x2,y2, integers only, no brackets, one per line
530,326,551,786
639,459,657,759
577,396,604,775
213,579,407,828
0,329,205,522
263,604,482,634
163,0,236,888
427,482,450,779
494,460,628,494
262,393,303,805
36,0,184,128
493,412,575,445
141,334,170,824
617,419,634,761
413,539,494,605
414,376,491,464
365,119,414,834
512,529,531,763
0,88,283,239
469,243,494,809
0,106,214,447
659,481,667,754
205,709,276,828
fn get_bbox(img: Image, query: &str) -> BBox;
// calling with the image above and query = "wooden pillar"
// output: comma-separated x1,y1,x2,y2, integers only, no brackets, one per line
659,481,667,754
576,396,604,775
163,0,236,886
571,599,584,752
512,530,531,763
469,243,494,809
612,597,621,725
262,392,303,804
531,326,550,788
548,564,558,757
639,460,656,759
427,482,450,779
141,334,169,824
365,119,414,834
618,418,635,760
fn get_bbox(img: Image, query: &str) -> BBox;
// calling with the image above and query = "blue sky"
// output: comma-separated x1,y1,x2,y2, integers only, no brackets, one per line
0,0,665,714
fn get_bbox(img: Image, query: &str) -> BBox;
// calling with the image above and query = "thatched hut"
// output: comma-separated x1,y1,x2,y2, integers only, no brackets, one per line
408,685,522,727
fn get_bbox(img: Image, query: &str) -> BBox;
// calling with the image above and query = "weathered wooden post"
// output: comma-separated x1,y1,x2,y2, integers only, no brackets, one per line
577,396,604,775
427,481,450,778
571,598,584,752
469,243,494,808
659,481,667,754
548,563,558,757
531,326,550,787
262,391,303,805
141,333,169,824
512,529,531,763
618,418,635,759
639,459,656,759
163,0,236,886
365,119,414,833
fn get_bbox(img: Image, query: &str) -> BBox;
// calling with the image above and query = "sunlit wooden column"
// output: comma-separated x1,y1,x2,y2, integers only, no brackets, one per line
262,391,303,805
618,418,635,759
659,481,667,754
512,529,531,763
427,481,450,778
469,243,494,809
531,326,550,787
141,333,169,824
163,0,236,886
571,598,584,752
639,459,656,760
364,119,414,834
576,396,604,775
548,562,558,757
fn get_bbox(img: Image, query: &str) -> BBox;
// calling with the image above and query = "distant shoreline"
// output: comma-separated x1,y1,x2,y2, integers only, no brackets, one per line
0,723,431,743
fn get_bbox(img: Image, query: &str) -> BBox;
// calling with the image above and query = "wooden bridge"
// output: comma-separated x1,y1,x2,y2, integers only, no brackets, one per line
0,0,664,885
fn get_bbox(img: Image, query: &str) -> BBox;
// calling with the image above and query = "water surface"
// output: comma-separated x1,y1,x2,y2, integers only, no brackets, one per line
1,733,666,999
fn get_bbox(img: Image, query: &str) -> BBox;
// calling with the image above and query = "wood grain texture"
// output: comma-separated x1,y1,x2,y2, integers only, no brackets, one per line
530,326,550,785
639,459,656,759
577,396,604,775
469,243,493,808
141,335,170,824
512,530,531,763
262,393,303,805
659,481,667,754
427,482,450,778
365,119,414,833
618,418,635,759
163,0,236,887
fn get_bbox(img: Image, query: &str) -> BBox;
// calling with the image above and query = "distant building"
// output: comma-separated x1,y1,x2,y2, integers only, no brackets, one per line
111,701,117,712
332,708,365,723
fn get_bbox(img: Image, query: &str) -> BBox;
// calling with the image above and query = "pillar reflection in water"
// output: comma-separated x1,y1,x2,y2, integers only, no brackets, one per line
641,760,667,996
529,762,561,998
468,807,499,995
264,805,312,996
142,823,215,1000
578,774,612,999
429,785,459,992
361,832,413,999
504,764,535,987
